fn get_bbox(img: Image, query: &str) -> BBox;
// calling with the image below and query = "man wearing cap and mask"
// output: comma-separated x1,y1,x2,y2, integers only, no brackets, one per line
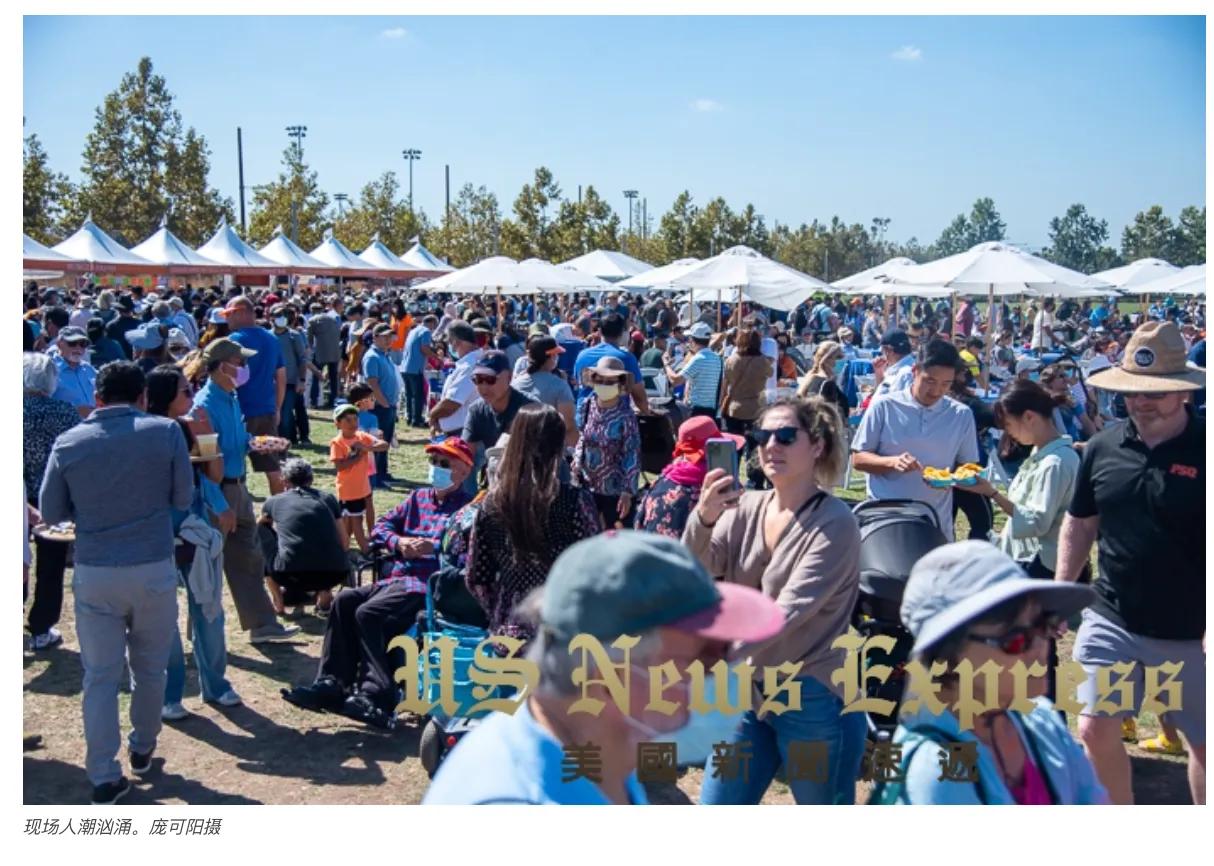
423,531,784,805
663,322,723,420
281,437,474,729
1055,321,1206,805
52,326,98,419
193,338,300,644
462,349,536,471
429,320,484,437
306,298,344,409
874,329,916,397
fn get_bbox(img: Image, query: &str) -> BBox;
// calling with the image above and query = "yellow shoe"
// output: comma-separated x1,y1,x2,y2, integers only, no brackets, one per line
1121,718,1138,742
1138,733,1185,756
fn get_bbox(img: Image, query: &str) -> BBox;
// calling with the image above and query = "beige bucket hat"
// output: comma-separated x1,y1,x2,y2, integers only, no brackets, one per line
1086,321,1204,393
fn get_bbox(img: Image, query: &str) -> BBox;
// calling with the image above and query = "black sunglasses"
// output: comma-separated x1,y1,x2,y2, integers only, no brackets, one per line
472,375,499,386
428,457,451,469
967,612,1062,655
750,426,801,447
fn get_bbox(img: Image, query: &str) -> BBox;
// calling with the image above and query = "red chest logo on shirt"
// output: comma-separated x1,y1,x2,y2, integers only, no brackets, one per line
1169,463,1198,479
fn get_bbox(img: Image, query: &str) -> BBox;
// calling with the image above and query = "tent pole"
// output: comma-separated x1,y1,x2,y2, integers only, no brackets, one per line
986,282,996,372
950,291,958,340
496,287,502,335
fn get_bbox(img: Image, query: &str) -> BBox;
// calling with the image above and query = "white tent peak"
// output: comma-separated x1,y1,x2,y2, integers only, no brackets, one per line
131,223,223,271
272,224,286,237
197,218,280,269
400,240,454,273
560,248,653,282
323,227,335,241
53,217,155,268
158,214,169,229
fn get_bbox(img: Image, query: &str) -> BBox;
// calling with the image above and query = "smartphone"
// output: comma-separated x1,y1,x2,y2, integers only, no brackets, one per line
705,437,740,489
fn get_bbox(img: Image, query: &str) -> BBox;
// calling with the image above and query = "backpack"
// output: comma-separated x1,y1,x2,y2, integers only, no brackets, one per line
867,727,989,805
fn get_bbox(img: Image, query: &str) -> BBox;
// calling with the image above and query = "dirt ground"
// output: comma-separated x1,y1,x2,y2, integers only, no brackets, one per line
23,413,1193,805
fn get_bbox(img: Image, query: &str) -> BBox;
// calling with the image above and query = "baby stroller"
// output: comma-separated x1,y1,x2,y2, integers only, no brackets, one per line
850,500,947,741
415,571,508,778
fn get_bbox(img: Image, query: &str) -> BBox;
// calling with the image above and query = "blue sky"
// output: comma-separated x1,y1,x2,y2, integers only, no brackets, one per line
23,15,1205,250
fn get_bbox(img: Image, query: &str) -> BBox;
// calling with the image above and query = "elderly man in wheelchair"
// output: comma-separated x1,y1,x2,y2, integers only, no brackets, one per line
280,438,476,729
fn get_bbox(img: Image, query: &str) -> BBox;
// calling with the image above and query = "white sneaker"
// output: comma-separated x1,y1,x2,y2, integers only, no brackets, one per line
214,690,243,707
32,627,63,650
162,702,190,721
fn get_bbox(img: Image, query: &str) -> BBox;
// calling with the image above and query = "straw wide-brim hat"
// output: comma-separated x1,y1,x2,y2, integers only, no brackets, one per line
1086,321,1204,393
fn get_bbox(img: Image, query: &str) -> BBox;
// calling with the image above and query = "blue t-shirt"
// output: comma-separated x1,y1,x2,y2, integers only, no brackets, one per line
362,346,401,406
402,325,433,375
555,338,585,379
422,700,649,805
572,342,643,418
231,326,285,418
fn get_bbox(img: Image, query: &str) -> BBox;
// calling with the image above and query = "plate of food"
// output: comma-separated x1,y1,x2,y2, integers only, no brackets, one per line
922,463,987,488
33,522,75,542
249,435,291,454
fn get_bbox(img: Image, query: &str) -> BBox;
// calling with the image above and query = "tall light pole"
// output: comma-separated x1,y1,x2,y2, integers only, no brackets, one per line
402,148,422,215
285,126,307,244
623,189,638,252
334,193,348,217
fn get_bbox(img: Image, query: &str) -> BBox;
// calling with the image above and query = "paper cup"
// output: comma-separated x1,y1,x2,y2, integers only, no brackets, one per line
196,432,219,458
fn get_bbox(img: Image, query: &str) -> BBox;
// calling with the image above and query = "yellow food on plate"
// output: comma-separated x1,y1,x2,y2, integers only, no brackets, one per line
922,467,951,479
956,463,983,474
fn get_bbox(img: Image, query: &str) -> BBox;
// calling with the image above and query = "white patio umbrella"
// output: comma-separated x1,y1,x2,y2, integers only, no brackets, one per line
890,241,1115,367
559,249,653,282
834,257,917,291
1129,264,1205,297
616,257,703,292
662,245,834,332
1091,257,1179,291
520,258,613,293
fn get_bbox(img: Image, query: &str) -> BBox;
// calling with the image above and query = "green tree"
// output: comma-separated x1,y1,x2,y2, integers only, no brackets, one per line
1172,206,1206,266
931,197,1006,257
64,57,229,247
549,185,621,261
1120,205,1177,262
23,132,72,244
248,144,331,250
500,166,562,260
932,214,972,257
1041,204,1120,273
427,183,502,267
333,171,428,254
657,191,701,261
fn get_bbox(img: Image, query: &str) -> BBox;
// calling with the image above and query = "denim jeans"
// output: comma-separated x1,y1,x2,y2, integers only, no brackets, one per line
402,372,426,426
373,404,396,479
278,388,299,441
165,568,233,704
698,676,867,805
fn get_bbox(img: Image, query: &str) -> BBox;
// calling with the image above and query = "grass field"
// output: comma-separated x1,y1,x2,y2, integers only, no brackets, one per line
22,408,1192,805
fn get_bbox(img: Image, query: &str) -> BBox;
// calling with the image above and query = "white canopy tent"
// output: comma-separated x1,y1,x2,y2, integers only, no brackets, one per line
358,235,416,273
24,234,87,273
129,217,225,274
197,217,282,273
559,249,653,282
258,225,337,276
309,230,386,278
1091,257,1179,291
399,239,454,273
52,216,157,275
1129,264,1206,297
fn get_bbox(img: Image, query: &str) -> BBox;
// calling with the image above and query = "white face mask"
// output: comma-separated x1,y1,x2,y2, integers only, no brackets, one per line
274,316,288,329
593,382,620,402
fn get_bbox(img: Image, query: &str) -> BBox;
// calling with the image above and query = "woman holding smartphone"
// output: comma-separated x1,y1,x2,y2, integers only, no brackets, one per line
683,396,866,805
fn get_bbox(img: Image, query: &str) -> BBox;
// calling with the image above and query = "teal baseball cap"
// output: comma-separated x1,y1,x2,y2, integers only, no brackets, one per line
540,531,784,644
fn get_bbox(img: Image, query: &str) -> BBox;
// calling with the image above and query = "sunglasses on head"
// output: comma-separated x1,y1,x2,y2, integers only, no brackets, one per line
750,426,801,447
428,456,452,469
472,374,499,386
967,611,1062,655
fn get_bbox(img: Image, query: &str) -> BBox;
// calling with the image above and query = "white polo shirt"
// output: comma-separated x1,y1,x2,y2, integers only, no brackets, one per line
852,389,979,539
439,347,485,434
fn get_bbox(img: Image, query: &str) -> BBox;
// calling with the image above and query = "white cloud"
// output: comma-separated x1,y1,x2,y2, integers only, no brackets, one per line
691,98,723,113
891,45,922,62
381,27,407,39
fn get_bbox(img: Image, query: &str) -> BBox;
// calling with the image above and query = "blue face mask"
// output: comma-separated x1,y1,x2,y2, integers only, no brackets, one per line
449,345,461,361
624,664,744,767
428,464,454,490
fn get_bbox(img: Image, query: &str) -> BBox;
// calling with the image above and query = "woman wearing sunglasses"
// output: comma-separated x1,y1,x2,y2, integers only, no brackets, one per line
878,541,1105,805
684,396,867,804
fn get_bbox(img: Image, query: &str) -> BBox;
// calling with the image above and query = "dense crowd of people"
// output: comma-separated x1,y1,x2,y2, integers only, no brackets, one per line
21,276,1205,807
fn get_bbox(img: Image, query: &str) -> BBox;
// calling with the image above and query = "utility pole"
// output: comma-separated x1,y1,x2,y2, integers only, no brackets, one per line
402,148,422,215
578,185,582,206
445,164,451,227
642,198,647,241
285,126,307,244
236,127,247,234
623,189,638,253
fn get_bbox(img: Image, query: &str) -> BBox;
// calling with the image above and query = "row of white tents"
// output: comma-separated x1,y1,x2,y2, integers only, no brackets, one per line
22,216,457,281
23,216,1205,306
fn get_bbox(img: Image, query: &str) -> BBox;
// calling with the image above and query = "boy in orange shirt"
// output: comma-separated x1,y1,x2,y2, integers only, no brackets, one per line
330,404,389,553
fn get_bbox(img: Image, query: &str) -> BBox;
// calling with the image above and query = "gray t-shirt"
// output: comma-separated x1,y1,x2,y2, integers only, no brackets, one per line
512,370,574,410
851,389,979,539
461,389,537,449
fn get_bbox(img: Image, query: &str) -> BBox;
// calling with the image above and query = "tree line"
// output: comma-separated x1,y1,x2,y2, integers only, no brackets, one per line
24,57,1206,280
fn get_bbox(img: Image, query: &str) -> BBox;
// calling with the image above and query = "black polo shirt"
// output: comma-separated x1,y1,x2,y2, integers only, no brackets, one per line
1068,409,1205,640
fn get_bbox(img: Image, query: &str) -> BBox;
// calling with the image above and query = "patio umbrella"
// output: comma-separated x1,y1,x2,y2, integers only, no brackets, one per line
559,249,653,282
889,241,1114,367
1129,264,1205,297
834,257,917,291
1091,257,1179,291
